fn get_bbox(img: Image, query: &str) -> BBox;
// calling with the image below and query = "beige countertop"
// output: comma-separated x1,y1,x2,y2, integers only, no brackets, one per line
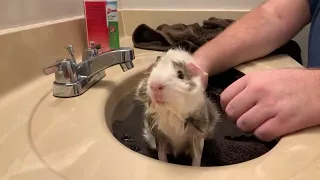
1,36,319,180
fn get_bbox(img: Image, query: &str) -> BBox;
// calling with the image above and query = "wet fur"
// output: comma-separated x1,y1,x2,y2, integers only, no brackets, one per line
135,48,220,166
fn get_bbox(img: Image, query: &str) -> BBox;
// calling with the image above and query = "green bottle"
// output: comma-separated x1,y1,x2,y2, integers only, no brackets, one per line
106,0,120,50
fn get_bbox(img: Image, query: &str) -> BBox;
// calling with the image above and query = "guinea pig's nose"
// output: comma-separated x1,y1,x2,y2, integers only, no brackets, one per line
150,83,164,92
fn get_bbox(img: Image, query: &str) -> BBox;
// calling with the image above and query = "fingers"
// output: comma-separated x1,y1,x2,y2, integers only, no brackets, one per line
253,117,283,142
225,89,258,120
236,104,276,133
220,76,248,110
220,75,258,121
253,114,311,142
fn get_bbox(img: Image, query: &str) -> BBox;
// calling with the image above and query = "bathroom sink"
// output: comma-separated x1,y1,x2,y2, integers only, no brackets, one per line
29,52,320,180
110,67,278,167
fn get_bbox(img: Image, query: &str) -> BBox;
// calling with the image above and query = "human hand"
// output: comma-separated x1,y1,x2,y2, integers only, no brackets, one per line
220,68,320,141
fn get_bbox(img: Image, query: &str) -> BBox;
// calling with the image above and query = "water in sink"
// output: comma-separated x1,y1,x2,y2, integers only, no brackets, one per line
110,68,278,167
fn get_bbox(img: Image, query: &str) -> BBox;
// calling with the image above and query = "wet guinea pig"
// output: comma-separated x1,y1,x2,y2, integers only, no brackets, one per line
135,48,221,166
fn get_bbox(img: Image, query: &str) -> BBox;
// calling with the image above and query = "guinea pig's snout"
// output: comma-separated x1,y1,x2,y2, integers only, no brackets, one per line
149,82,166,104
150,83,164,92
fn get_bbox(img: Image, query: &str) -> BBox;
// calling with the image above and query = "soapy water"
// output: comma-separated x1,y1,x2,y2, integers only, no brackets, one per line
110,68,279,166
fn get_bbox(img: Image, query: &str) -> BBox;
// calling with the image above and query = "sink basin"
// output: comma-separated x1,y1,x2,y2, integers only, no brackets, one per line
28,51,320,180
110,67,278,167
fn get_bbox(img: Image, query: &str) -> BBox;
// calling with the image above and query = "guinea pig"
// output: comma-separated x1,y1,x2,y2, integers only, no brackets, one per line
135,48,221,166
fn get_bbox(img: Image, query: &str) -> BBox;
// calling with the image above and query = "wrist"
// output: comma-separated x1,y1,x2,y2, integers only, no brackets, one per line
192,44,238,76
192,52,211,75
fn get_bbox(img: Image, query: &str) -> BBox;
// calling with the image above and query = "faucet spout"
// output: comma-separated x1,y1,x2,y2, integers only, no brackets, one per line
43,45,136,98
78,47,135,78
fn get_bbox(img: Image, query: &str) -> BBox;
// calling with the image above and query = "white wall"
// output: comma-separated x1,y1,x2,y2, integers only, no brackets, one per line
0,0,266,30
0,0,83,30
119,0,309,65
119,0,265,10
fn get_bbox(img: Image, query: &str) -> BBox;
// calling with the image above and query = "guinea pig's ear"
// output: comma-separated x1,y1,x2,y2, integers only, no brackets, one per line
186,61,206,76
186,61,208,87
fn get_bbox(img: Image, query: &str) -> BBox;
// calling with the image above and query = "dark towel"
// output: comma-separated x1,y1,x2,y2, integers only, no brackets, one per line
132,17,302,65
112,68,279,167
132,17,234,53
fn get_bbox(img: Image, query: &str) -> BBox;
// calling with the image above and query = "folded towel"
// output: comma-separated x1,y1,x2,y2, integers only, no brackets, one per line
132,17,302,65
112,68,279,167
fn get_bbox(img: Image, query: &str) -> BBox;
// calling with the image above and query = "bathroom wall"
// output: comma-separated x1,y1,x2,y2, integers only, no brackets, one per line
119,0,309,65
0,0,83,30
119,0,264,10
0,0,310,65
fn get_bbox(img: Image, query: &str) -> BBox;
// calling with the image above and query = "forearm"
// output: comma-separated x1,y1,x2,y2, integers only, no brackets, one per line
193,0,311,75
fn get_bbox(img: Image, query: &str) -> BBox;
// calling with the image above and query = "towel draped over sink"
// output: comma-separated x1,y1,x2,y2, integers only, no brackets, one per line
132,17,303,65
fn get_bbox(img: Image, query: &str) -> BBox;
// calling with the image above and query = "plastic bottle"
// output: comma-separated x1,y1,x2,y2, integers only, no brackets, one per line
106,0,120,50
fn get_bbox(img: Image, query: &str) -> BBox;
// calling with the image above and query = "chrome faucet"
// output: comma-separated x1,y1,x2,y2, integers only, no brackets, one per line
43,42,135,98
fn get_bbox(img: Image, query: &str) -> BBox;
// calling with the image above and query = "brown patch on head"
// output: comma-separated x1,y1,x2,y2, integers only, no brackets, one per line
171,60,198,91
171,61,192,80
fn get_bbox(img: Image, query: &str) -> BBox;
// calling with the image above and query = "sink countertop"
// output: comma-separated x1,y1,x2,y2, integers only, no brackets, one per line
0,36,317,180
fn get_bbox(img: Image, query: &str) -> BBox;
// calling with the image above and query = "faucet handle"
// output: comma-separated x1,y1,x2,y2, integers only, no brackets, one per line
89,41,95,48
89,41,101,55
82,41,101,61
94,44,101,51
65,45,77,63
43,58,78,83
43,59,64,75
89,41,101,49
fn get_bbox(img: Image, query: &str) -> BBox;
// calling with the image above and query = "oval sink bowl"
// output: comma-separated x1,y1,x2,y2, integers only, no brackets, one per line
110,66,278,167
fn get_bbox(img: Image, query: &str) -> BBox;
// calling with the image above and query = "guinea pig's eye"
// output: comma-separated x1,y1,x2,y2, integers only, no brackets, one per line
177,70,184,79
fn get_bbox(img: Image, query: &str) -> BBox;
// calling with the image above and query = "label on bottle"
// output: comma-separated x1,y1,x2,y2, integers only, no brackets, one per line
107,1,118,22
106,1,120,49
